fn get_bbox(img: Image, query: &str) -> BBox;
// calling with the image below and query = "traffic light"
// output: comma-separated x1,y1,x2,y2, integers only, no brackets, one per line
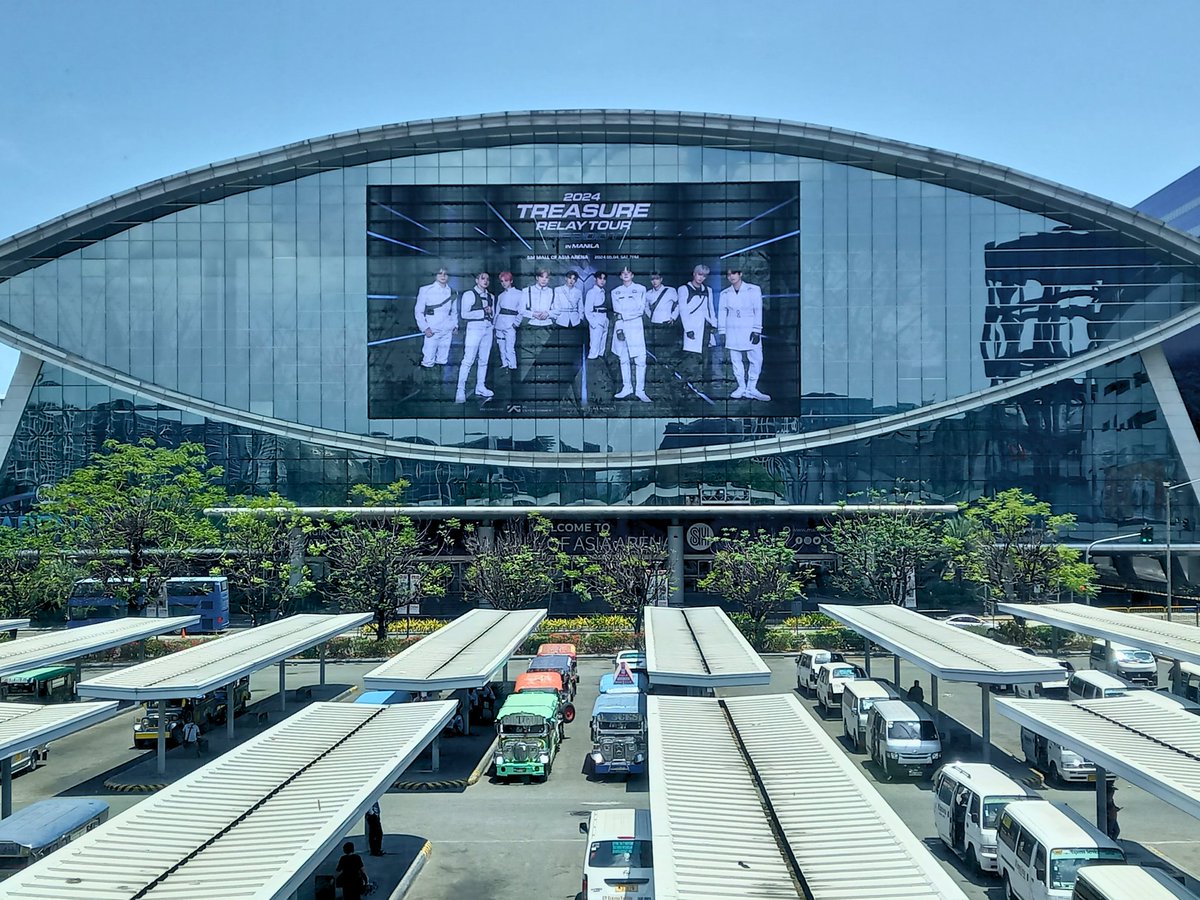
1140,526,1154,544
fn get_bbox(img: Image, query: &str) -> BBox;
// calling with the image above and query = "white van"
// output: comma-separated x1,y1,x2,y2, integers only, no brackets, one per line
1068,670,1129,702
1073,865,1200,900
815,661,865,712
996,800,1124,900
579,808,654,900
1015,660,1074,700
867,699,941,780
1090,640,1158,687
933,762,1033,874
1020,727,1104,785
795,649,842,694
841,680,898,752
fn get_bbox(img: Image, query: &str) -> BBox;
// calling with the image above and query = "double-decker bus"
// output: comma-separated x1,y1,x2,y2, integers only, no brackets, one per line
67,576,230,633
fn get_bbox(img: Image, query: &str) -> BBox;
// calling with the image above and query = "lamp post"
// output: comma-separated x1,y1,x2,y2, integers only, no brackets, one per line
1084,533,1141,606
1164,476,1200,625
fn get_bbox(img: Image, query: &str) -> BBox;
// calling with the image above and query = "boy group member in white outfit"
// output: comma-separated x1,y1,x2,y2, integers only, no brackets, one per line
517,268,555,399
610,266,652,402
552,271,583,327
493,271,522,370
718,267,770,401
414,267,458,369
455,269,495,403
646,271,679,393
584,272,610,359
678,264,718,387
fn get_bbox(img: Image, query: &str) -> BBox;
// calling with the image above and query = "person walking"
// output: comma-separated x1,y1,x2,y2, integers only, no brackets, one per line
181,717,201,757
336,841,368,900
1105,783,1121,840
365,801,385,856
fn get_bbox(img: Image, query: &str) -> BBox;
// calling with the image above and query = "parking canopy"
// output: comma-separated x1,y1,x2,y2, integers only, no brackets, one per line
75,613,370,701
363,608,546,692
0,619,28,633
999,602,1200,666
649,694,968,900
0,616,199,679
819,604,1066,685
0,700,455,900
643,606,771,689
996,695,1200,820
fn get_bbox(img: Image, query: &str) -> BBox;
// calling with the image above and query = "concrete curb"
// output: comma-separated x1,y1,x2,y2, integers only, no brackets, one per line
393,736,497,792
1022,767,1046,789
466,736,498,786
388,840,432,900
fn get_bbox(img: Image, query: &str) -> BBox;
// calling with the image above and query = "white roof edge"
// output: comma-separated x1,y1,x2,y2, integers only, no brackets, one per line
998,602,1200,666
644,606,771,688
0,701,122,759
0,616,200,679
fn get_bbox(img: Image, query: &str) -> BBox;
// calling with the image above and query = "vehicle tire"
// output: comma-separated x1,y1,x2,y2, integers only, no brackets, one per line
563,703,576,724
966,845,981,876
1048,762,1060,787
1003,872,1017,900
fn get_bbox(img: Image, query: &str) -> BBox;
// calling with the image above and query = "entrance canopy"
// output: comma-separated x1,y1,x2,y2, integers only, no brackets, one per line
996,695,1200,820
0,700,455,900
363,608,546,692
819,604,1066,684
999,602,1200,666
643,606,771,689
649,694,967,899
76,613,370,701
0,616,199,680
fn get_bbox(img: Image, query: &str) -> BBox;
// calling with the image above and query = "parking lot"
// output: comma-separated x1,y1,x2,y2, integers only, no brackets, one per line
5,653,1199,898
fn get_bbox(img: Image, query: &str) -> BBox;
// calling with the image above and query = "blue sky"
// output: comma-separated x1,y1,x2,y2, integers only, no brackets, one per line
1,0,1198,383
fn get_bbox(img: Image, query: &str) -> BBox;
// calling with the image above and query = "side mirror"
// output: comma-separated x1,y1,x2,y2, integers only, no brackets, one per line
1035,865,1046,882
970,812,979,824
579,821,588,834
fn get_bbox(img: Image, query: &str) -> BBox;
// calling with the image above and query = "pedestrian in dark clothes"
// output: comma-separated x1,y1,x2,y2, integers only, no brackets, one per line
365,802,385,856
336,841,367,900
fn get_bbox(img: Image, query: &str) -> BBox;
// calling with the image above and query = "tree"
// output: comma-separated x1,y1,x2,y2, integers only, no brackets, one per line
824,508,945,605
565,534,667,632
0,523,84,619
700,529,811,647
316,483,451,640
943,488,1097,603
36,439,227,613
463,514,568,611
215,493,317,626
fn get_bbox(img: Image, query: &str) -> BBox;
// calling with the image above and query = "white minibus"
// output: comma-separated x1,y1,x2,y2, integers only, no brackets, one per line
933,762,1032,874
841,679,898,752
867,699,941,780
815,661,864,712
1068,671,1128,702
1073,865,1199,900
996,800,1124,900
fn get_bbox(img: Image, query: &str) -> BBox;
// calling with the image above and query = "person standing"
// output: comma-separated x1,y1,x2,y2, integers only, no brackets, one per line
517,268,555,402
584,272,611,359
455,269,495,404
678,264,717,387
181,717,201,757
552,271,583,328
365,801,385,856
414,267,459,376
718,267,769,401
610,266,651,402
493,271,522,410
907,680,925,704
336,841,368,900
646,271,679,391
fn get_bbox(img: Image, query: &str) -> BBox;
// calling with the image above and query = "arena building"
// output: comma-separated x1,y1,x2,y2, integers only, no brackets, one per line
2,110,1200,597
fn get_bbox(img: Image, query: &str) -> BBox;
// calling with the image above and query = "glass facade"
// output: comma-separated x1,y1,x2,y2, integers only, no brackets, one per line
1,125,1199,541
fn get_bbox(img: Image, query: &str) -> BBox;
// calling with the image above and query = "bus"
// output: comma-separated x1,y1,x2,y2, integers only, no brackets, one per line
0,798,108,870
67,576,230,633
0,666,77,704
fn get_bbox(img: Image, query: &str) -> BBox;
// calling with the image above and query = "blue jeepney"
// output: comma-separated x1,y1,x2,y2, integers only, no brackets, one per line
588,690,648,775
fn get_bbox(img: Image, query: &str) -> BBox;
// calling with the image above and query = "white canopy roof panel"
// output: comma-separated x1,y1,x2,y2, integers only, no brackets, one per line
76,613,370,701
643,606,771,688
363,608,546,691
819,604,1067,684
649,693,968,899
0,616,199,680
996,695,1200,820
0,700,121,759
999,602,1200,666
0,618,29,633
0,699,454,900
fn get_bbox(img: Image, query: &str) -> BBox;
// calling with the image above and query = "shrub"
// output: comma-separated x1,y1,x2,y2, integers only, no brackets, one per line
781,613,834,630
760,627,804,653
807,627,863,652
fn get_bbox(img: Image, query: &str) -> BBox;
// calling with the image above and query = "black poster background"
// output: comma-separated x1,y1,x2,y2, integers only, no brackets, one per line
367,183,800,419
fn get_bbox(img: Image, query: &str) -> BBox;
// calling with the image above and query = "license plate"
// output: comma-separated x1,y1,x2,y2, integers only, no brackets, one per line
610,887,636,894
1087,773,1096,782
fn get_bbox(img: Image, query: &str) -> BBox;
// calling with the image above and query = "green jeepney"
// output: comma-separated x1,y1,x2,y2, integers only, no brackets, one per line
492,691,562,781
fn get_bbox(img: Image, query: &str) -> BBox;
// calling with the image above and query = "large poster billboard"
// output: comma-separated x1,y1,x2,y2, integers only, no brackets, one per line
367,183,799,418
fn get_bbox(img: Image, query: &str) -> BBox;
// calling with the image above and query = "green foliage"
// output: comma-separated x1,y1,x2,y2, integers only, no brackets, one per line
564,535,668,630
943,488,1097,603
823,502,944,605
0,522,85,618
700,529,811,648
781,613,834,630
807,627,864,652
315,481,452,640
993,620,1092,652
463,514,569,610
37,439,226,613
538,615,635,633
215,493,317,625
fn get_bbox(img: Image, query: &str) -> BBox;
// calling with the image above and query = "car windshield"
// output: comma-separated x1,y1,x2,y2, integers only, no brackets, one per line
887,720,937,740
832,667,857,679
1048,848,1124,889
1102,688,1127,698
589,839,653,869
499,721,547,735
982,796,1025,829
1117,650,1154,664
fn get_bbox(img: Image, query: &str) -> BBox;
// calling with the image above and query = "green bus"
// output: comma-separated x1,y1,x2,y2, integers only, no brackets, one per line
492,692,562,781
0,666,78,704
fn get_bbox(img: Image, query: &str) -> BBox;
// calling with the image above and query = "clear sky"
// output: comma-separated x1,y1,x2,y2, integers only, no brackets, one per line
1,0,1198,383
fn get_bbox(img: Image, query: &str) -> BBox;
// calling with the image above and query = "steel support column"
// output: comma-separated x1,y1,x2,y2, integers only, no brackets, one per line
319,642,327,686
279,661,287,713
157,698,167,776
226,680,236,739
1096,766,1109,835
667,522,684,607
1,758,11,819
980,684,991,763
863,638,872,677
893,654,901,689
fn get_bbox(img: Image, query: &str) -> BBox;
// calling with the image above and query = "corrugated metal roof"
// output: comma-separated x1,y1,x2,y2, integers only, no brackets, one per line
1077,864,1200,898
0,700,121,758
362,608,546,691
644,606,771,688
999,601,1200,666
649,694,968,900
819,604,1067,684
75,614,371,700
0,700,455,899
0,617,199,679
996,695,1200,819
0,619,29,633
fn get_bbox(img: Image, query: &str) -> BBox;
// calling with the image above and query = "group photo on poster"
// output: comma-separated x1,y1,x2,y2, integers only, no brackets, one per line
366,183,801,419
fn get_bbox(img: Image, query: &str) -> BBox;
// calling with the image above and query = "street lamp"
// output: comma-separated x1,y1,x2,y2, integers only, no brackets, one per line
1084,532,1142,606
1164,476,1200,624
